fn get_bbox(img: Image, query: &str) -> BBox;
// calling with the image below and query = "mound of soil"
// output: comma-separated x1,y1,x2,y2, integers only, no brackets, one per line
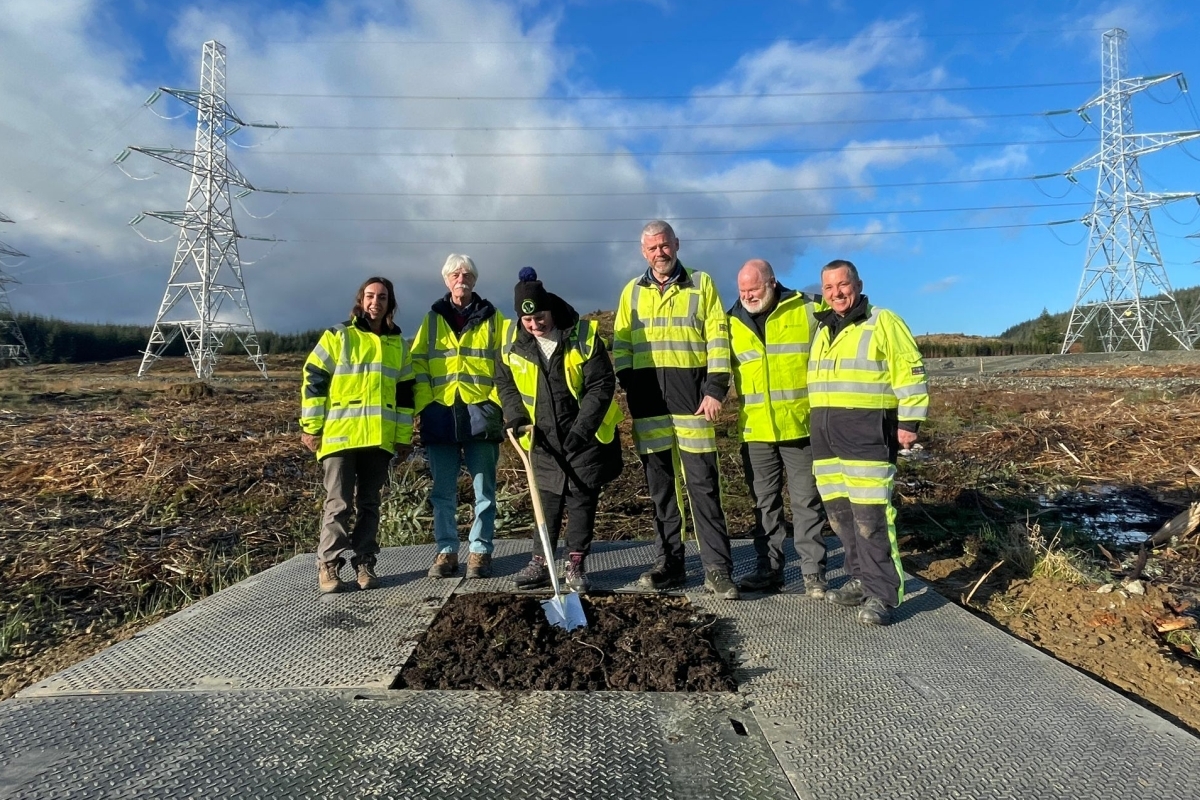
394,593,736,692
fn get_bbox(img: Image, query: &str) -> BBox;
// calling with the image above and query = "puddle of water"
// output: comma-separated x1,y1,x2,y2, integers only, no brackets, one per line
1038,486,1179,546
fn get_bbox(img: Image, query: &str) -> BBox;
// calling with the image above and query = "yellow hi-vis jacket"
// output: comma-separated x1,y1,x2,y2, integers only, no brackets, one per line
503,318,624,450
808,303,928,425
300,316,415,460
612,264,731,415
412,307,510,413
728,289,821,442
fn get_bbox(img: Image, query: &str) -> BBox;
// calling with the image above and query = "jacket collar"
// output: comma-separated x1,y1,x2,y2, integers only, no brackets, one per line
815,294,870,331
636,260,694,290
727,283,798,321
432,292,497,329
350,315,401,335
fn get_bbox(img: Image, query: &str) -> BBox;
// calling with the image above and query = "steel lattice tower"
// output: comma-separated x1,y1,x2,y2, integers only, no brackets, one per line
127,40,277,379
0,212,31,365
1061,29,1200,353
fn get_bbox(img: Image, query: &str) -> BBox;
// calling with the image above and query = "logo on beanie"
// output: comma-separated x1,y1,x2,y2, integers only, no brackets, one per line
521,299,537,314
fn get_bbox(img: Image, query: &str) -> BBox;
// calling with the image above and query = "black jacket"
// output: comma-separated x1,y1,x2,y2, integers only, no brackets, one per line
495,295,623,493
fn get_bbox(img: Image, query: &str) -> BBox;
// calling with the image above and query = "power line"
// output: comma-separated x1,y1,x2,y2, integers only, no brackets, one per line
297,201,1088,225
282,110,1048,133
280,220,1079,246
290,174,1054,198
262,28,1108,46
243,138,1090,159
230,80,1093,102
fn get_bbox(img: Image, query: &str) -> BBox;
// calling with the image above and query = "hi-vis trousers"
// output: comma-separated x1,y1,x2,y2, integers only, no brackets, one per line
633,414,733,574
810,443,904,607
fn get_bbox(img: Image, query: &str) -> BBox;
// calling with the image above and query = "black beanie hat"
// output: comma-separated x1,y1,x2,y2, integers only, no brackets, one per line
514,266,549,316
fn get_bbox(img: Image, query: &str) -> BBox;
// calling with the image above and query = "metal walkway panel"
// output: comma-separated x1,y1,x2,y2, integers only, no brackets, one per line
705,544,1200,800
0,690,793,800
18,545,461,695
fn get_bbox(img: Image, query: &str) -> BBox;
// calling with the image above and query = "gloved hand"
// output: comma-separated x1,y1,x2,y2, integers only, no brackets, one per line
503,416,531,436
564,429,590,452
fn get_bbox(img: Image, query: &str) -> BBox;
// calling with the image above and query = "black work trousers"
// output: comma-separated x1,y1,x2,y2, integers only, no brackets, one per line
641,448,733,574
538,485,601,556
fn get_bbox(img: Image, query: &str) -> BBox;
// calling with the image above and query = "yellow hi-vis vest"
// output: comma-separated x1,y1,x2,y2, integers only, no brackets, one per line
412,310,510,412
503,319,624,450
808,306,929,425
729,292,819,442
300,318,414,459
612,267,730,375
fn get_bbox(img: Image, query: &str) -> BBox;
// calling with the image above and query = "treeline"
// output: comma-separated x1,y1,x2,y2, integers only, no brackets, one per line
916,337,1059,359
7,314,324,364
1000,285,1200,352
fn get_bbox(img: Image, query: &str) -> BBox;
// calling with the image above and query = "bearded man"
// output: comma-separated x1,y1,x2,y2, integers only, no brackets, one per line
727,259,828,596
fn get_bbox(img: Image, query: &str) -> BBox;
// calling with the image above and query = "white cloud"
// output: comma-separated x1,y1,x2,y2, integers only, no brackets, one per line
920,275,960,293
1,1,973,337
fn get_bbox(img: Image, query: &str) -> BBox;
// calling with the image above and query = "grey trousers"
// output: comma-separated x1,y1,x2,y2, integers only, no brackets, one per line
741,439,827,577
317,447,393,568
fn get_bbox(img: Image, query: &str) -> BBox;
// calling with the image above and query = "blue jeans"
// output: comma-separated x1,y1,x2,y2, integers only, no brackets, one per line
425,442,499,555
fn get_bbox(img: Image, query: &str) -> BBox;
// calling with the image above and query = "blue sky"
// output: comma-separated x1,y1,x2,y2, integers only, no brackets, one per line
2,0,1200,337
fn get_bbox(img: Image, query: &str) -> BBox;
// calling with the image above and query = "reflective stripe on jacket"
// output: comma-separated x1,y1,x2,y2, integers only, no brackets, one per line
300,316,415,459
412,308,510,412
728,290,820,443
612,264,730,418
808,305,929,424
503,319,624,450
613,266,730,374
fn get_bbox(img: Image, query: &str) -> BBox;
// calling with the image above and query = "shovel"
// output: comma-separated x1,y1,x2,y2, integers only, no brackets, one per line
506,427,588,631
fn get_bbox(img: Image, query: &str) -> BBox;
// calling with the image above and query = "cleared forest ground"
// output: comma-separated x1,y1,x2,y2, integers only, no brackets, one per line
0,353,1197,732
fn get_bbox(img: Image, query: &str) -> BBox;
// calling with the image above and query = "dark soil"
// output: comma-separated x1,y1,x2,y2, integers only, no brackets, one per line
394,593,737,692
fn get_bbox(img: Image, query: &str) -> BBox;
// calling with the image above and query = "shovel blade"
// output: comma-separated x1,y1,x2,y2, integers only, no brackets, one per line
541,592,587,631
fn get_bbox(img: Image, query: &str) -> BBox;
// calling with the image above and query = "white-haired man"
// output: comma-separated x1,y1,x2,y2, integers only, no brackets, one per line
728,258,828,596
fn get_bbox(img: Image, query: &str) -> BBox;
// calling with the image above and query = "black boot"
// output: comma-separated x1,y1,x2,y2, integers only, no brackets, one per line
513,555,551,590
638,557,686,590
737,565,784,592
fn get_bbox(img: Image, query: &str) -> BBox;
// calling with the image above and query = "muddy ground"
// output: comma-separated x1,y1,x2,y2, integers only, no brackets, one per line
396,593,735,692
0,353,1198,734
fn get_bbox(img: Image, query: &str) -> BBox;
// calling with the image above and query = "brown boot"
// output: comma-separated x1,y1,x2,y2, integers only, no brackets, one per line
356,562,380,590
318,560,348,594
427,552,458,578
466,552,493,579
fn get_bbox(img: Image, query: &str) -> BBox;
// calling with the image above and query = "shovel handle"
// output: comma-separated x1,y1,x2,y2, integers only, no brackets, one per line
506,427,565,600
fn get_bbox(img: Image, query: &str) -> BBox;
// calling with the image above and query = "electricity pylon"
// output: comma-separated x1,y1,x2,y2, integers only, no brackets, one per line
1061,28,1200,353
122,40,279,379
0,212,31,365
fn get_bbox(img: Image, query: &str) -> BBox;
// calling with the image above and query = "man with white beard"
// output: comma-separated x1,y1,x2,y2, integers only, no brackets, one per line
727,259,828,595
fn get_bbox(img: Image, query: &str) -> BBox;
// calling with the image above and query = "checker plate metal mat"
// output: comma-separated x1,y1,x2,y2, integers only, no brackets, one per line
4,540,1199,799
0,690,790,800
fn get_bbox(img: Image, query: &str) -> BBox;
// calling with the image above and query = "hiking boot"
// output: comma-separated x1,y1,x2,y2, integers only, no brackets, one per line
513,555,551,590
638,558,686,591
355,562,380,590
737,566,784,593
564,552,589,593
427,552,458,578
318,560,348,594
466,552,493,579
857,596,891,626
704,570,741,600
825,578,865,607
803,574,828,600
